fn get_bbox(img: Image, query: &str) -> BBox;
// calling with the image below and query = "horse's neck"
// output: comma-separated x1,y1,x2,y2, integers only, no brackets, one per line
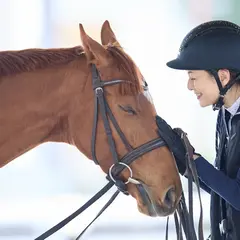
0,59,88,167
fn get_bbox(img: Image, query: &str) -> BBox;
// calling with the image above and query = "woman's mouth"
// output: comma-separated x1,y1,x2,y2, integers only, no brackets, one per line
196,93,202,99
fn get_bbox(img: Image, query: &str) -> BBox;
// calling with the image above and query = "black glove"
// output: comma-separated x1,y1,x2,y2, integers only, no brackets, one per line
155,115,198,175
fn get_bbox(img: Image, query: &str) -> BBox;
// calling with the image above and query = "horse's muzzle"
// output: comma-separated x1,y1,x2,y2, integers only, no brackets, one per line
136,182,178,217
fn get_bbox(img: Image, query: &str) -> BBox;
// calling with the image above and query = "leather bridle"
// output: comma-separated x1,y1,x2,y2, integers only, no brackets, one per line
34,64,203,240
90,63,167,194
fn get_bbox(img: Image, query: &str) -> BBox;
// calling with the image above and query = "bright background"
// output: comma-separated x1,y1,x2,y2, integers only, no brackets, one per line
0,0,239,239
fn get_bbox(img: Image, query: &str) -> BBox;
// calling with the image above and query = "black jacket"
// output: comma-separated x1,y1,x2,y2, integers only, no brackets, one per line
210,106,240,240
196,106,240,240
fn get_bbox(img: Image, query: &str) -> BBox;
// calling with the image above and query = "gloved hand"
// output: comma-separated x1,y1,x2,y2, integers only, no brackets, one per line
155,115,200,175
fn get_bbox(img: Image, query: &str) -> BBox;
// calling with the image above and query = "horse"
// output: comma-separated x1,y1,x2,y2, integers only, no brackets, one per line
0,20,182,220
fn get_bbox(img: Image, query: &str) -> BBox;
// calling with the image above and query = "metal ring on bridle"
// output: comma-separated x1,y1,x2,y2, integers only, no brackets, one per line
108,162,133,184
95,87,103,93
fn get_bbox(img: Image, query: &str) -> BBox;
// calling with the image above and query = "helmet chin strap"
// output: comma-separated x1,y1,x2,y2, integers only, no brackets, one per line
210,70,240,111
213,95,225,111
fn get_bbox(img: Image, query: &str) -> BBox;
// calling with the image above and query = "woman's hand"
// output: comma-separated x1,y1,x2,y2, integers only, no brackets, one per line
156,115,201,174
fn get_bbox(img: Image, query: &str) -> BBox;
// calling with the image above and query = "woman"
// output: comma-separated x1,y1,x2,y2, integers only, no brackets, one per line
157,20,240,240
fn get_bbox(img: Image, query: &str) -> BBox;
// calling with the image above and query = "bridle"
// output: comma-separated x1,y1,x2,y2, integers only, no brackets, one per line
90,63,170,206
35,63,166,239
34,64,204,240
90,64,166,182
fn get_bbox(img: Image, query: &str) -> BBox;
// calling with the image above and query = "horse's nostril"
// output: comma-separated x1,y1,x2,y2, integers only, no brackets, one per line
163,186,176,209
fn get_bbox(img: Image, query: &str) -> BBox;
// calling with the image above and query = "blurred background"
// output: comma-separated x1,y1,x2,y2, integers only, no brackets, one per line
0,0,239,239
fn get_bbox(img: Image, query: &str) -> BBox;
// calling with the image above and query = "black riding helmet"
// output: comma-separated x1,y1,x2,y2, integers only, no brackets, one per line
166,20,240,110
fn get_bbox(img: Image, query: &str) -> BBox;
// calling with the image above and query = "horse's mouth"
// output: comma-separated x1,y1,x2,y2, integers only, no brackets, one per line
136,181,176,217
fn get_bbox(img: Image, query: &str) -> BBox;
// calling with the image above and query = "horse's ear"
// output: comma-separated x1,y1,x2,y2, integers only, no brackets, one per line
101,20,122,47
79,23,111,66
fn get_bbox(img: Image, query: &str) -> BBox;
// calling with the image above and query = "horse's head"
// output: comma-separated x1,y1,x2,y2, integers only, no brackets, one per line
78,21,182,217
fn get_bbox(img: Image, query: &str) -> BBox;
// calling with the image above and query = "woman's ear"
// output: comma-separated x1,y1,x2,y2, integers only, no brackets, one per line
218,69,231,87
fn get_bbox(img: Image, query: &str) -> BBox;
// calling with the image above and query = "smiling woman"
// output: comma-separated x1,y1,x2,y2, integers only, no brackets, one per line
166,20,240,240
187,70,240,108
187,70,220,107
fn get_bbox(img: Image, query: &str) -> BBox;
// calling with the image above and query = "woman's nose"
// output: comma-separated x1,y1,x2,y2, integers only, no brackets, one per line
187,79,194,90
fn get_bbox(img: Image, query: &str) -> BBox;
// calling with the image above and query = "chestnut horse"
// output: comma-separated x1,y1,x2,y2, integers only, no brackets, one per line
0,21,182,218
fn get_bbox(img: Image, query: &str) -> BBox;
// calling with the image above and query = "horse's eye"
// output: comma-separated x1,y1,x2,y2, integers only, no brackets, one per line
118,105,137,115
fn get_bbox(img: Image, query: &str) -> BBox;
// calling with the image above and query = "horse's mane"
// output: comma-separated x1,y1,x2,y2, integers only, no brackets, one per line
0,44,142,95
107,44,142,95
0,46,84,77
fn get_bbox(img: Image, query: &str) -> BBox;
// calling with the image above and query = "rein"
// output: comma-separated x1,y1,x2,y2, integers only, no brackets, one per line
34,64,204,240
167,131,204,240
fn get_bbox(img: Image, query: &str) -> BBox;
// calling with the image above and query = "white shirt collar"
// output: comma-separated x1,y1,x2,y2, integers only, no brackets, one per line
225,96,240,116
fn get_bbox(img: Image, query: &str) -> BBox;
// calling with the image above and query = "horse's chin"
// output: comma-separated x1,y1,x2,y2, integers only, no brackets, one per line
136,181,176,217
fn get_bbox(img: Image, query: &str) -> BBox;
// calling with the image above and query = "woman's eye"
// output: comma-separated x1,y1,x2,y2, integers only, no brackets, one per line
118,105,137,115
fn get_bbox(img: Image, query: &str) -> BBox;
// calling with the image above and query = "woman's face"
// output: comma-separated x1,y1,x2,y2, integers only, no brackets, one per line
187,70,220,107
